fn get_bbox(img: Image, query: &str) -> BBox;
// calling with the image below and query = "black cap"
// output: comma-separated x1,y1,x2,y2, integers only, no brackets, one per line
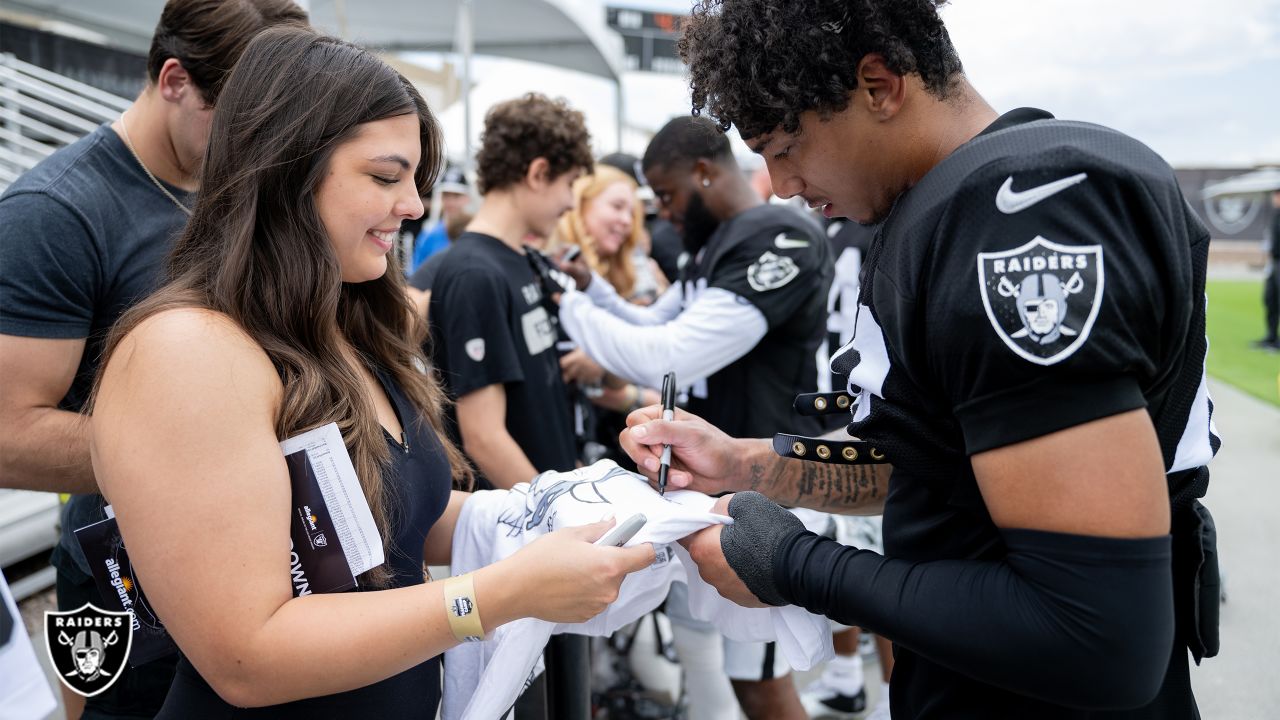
597,152,646,187
437,163,469,195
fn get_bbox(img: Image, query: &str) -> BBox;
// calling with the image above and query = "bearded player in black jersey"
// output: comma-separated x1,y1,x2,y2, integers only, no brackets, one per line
559,117,832,443
621,1,1221,718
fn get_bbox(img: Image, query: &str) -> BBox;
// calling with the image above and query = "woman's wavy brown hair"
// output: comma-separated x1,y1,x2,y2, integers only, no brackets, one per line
552,165,645,298
95,27,472,588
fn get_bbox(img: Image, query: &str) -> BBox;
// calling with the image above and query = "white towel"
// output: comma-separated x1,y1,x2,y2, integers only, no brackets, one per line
442,461,833,720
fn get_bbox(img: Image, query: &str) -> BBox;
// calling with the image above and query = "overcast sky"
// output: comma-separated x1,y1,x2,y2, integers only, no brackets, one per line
412,0,1280,168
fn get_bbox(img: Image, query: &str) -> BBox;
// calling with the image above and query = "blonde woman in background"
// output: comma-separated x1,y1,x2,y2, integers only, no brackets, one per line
554,165,666,417
553,164,668,303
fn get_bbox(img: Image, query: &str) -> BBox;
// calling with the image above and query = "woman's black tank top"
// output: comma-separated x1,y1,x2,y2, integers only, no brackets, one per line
158,370,453,718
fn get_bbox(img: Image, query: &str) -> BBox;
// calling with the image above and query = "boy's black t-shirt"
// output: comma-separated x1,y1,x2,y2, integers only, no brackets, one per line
427,233,577,480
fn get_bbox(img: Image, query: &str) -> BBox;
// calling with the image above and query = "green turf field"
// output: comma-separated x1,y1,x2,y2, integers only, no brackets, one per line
1206,279,1280,407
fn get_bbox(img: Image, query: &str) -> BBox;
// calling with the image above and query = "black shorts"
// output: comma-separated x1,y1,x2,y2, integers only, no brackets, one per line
56,569,178,719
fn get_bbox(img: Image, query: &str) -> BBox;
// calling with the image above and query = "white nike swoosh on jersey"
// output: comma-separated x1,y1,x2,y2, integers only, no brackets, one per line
995,172,1088,214
773,233,810,249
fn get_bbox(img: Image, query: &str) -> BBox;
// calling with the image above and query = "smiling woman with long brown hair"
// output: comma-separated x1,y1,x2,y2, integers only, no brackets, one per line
88,26,652,717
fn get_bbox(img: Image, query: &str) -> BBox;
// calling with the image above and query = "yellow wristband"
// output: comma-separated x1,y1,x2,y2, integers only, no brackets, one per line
443,573,484,642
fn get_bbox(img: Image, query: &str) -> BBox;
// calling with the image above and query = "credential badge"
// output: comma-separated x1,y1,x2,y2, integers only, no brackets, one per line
451,597,474,618
976,236,1104,366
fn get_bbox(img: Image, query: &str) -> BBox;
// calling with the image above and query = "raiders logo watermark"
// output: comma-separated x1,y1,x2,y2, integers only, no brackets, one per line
44,604,133,697
748,251,799,292
976,236,1104,366
1202,192,1263,236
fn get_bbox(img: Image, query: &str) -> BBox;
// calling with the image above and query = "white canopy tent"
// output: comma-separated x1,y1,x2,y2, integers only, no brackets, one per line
3,0,627,155
307,0,627,159
4,0,622,78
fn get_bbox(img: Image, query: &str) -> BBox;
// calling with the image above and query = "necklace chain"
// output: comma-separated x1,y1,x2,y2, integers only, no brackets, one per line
118,110,192,216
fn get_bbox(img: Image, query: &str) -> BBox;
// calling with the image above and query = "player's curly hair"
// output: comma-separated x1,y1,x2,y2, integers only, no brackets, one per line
681,0,964,139
475,93,594,194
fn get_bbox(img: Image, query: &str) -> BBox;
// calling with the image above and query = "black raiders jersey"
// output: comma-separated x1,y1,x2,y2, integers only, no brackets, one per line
682,203,833,439
835,108,1219,717
819,219,877,396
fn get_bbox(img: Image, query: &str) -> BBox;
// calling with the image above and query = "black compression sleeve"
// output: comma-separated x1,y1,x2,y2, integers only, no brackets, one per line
774,527,1174,710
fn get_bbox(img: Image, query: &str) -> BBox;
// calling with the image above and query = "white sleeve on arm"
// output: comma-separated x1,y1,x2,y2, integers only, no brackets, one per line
559,287,767,390
574,274,684,326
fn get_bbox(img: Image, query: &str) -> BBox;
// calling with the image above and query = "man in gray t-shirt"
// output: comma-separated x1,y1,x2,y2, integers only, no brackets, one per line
0,2,307,716
1,119,189,574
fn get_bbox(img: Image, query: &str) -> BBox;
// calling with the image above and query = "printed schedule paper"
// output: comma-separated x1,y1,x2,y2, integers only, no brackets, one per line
75,422,378,665
279,422,384,577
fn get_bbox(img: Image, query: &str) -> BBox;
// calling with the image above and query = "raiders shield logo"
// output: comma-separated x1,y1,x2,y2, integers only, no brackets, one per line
465,338,485,362
45,603,133,697
748,251,799,292
976,236,1105,366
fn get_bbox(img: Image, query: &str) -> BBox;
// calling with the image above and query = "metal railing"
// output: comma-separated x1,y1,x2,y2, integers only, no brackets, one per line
0,52,130,194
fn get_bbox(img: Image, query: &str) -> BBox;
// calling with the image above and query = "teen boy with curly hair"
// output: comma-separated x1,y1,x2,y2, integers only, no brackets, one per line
428,93,593,490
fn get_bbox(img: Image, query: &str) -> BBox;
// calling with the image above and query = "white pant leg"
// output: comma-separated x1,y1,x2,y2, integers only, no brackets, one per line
666,583,738,720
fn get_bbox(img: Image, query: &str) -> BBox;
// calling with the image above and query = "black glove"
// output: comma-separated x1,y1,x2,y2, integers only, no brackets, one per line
719,491,806,606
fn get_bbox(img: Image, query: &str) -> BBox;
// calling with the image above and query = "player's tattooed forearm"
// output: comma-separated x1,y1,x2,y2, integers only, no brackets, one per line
789,461,884,511
746,457,786,495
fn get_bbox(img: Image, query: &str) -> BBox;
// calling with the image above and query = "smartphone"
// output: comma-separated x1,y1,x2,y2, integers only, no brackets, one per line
562,245,582,263
594,513,648,547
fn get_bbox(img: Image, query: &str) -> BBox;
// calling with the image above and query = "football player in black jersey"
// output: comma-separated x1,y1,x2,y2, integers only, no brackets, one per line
620,1,1220,718
559,116,832,444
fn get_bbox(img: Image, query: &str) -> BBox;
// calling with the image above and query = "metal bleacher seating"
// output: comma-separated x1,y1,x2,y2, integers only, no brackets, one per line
0,52,130,193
